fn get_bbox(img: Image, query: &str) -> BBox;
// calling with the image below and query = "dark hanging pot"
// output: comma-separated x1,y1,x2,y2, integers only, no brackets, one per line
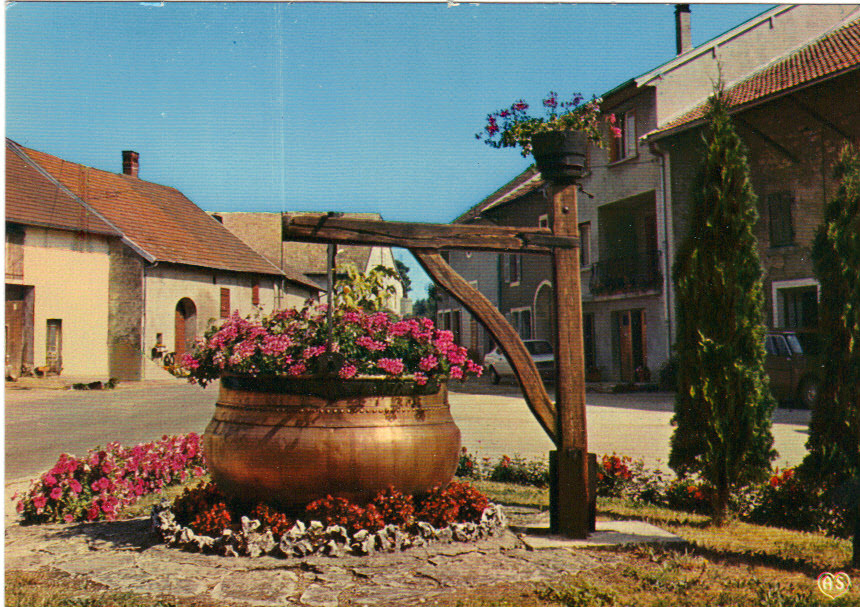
530,130,588,183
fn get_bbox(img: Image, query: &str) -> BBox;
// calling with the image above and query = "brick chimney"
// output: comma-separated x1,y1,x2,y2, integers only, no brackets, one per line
122,150,139,178
675,4,692,55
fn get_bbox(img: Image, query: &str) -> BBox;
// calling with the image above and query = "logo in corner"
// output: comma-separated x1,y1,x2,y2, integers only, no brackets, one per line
817,572,852,599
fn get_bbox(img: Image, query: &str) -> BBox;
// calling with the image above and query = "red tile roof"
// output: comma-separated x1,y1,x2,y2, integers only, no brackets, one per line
454,167,544,224
652,18,860,138
6,141,121,237
7,139,286,277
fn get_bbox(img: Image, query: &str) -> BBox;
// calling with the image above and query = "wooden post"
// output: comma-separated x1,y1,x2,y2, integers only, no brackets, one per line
550,183,590,538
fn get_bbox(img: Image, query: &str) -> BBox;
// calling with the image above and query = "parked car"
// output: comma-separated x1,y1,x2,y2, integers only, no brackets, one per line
764,330,822,408
483,339,555,384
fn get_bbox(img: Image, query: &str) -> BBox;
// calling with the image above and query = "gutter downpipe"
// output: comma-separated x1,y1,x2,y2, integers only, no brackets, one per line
648,140,674,360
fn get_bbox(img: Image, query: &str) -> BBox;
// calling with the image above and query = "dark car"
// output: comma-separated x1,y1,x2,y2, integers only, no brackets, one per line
764,330,822,408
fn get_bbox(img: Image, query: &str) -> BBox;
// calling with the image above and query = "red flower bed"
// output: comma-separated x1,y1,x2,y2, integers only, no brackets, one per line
170,481,490,539
14,434,206,524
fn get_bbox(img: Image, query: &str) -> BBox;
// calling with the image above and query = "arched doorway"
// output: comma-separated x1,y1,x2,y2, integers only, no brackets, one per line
534,282,555,342
174,298,197,358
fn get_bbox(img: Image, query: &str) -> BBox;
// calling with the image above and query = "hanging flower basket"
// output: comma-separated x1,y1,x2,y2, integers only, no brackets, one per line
530,130,588,182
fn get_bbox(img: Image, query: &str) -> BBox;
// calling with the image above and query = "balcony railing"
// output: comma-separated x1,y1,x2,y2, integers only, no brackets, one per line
589,249,662,296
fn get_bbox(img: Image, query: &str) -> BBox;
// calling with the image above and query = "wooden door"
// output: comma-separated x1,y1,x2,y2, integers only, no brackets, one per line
618,310,633,382
5,299,24,377
46,319,62,374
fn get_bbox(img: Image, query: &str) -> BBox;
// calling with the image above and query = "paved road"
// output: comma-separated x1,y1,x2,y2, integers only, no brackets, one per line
450,380,810,471
5,378,810,481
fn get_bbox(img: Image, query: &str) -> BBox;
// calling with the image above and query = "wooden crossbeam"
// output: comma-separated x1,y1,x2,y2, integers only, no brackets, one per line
282,213,578,253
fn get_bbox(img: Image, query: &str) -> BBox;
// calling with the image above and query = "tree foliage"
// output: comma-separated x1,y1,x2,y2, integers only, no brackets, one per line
394,259,412,296
333,263,399,312
801,144,860,487
669,89,776,523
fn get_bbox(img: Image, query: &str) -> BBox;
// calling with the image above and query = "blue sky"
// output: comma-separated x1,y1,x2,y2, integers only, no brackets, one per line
6,2,772,297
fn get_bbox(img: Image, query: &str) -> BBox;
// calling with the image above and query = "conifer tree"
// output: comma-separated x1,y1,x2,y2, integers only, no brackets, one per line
801,144,860,487
669,89,776,524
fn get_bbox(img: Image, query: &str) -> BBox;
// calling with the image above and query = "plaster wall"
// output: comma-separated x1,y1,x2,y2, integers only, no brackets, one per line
143,265,279,363
21,226,112,377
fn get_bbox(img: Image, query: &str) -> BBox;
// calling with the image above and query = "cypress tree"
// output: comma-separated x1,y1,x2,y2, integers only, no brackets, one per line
801,144,860,487
669,89,776,524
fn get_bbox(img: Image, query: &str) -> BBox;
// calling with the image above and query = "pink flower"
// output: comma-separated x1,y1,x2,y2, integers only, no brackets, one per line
64,514,75,523
338,363,358,379
356,336,387,352
377,358,405,376
450,366,464,380
50,487,63,500
419,355,438,372
414,372,428,386
32,495,47,510
44,474,57,487
610,126,622,138
288,362,307,376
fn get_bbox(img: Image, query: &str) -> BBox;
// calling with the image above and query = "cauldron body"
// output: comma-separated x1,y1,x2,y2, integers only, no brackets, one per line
203,375,461,507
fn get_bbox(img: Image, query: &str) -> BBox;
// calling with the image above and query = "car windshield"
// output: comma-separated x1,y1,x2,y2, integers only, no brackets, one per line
795,333,822,356
785,334,804,355
525,341,553,355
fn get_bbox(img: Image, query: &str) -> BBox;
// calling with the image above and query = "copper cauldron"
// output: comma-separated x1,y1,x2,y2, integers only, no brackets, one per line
202,375,461,507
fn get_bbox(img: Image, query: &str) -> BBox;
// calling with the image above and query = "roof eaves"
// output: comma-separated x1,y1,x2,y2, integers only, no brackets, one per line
7,140,158,264
646,48,860,142
634,5,791,88
453,167,542,224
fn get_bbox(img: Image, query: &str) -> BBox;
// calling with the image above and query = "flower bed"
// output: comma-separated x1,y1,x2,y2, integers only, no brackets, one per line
151,481,507,558
14,434,206,524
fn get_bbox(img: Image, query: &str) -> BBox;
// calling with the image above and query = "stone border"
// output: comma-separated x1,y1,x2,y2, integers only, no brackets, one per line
151,501,508,559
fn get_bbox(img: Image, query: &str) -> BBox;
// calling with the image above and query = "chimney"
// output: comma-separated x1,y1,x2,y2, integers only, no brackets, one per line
122,150,139,178
675,4,692,55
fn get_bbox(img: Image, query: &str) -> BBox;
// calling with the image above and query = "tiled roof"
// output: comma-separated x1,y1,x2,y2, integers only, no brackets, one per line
6,141,121,237
8,140,285,277
282,212,379,275
651,18,860,138
454,167,544,224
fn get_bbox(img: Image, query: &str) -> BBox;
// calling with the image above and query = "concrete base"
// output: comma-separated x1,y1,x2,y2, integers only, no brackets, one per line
512,512,683,549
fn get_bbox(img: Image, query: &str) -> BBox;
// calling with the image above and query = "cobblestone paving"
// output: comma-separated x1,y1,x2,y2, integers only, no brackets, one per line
5,505,627,607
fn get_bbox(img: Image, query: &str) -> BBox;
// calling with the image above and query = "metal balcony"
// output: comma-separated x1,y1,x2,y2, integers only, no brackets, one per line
589,250,662,296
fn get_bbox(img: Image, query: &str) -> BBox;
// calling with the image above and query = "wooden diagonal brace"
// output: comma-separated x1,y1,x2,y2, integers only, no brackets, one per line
412,251,558,445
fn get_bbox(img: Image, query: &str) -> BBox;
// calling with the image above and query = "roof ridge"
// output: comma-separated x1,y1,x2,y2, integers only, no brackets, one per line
453,167,541,224
6,139,156,262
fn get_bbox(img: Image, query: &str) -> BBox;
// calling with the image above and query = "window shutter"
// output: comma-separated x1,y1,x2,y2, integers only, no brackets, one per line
252,282,260,306
220,288,231,318
624,110,637,157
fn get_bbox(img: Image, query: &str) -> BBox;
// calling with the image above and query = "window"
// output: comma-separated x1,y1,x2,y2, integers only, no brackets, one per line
220,288,231,318
503,254,521,285
538,214,549,229
578,222,591,267
252,281,260,306
609,110,637,162
437,309,462,345
780,286,818,330
583,313,596,369
768,192,795,247
510,308,532,339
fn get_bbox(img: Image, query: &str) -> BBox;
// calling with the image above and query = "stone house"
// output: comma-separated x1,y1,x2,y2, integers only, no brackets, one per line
5,140,319,381
646,17,860,336
214,212,405,314
446,4,859,382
